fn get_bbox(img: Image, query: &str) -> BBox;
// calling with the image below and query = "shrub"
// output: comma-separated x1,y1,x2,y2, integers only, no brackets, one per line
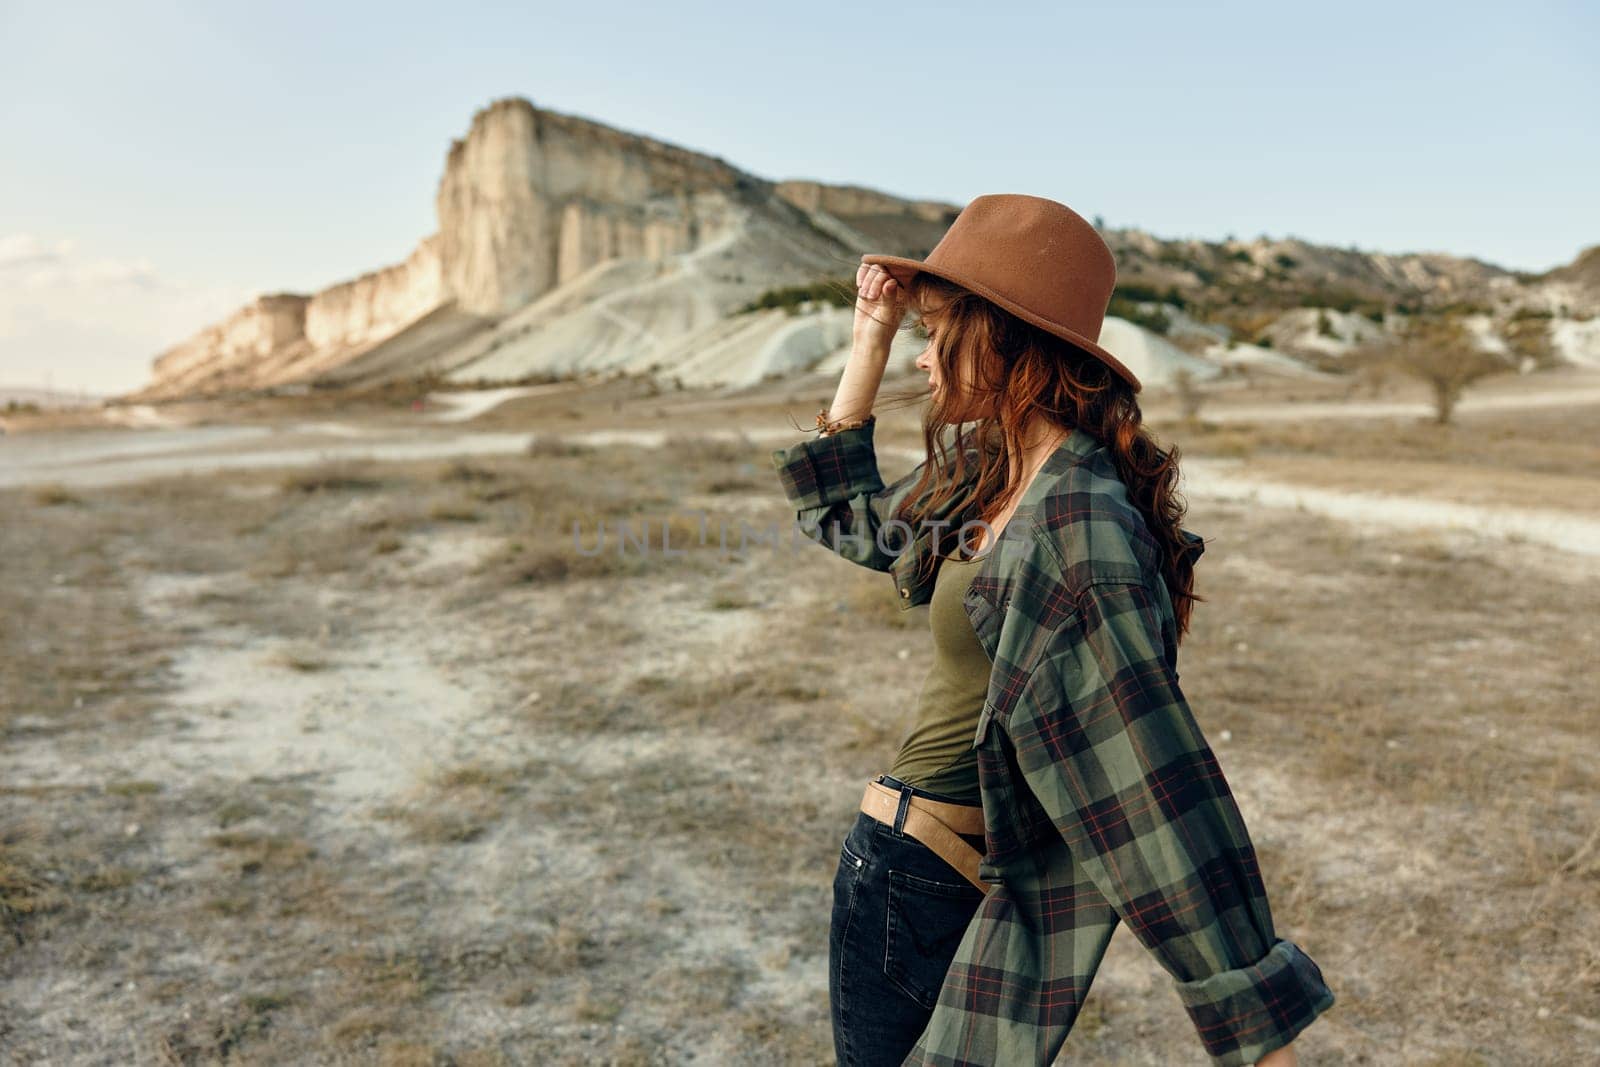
1346,314,1512,424
1112,282,1168,304
1106,295,1171,334
735,277,854,316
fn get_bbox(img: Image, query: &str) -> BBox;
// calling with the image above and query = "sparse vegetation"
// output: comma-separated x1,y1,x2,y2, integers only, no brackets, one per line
660,430,758,464
1503,313,1560,371
735,276,855,316
1111,302,1172,334
1107,283,1186,334
1347,313,1514,424
1,394,1597,1063
526,433,595,458
1113,282,1189,310
29,484,80,507
279,463,385,494
265,642,333,673
0,821,58,943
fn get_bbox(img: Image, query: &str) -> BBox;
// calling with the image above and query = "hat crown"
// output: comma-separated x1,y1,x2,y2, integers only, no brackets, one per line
862,192,1137,391
926,194,1117,340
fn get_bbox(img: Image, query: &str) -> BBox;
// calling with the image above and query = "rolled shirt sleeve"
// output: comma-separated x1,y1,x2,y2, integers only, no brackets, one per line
769,415,908,573
771,415,975,577
1005,576,1335,1066
769,416,887,514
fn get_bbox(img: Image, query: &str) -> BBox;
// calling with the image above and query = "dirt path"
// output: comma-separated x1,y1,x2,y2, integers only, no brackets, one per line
1180,456,1600,560
874,446,1600,572
1189,384,1600,423
9,415,1599,572
0,424,816,490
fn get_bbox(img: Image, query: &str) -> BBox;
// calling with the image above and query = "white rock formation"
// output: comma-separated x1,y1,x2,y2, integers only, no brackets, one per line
129,97,909,400
1205,342,1341,379
305,237,445,352
125,95,1597,401
1551,317,1600,367
1095,318,1225,388
145,294,309,398
434,99,749,316
1260,307,1389,359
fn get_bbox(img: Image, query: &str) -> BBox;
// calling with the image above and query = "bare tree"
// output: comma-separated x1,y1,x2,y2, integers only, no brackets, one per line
1346,314,1511,425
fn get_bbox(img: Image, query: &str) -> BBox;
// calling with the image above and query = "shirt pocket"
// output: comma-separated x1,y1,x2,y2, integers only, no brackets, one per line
963,585,1003,662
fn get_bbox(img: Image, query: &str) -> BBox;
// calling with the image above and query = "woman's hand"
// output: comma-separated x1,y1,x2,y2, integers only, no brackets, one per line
853,259,908,357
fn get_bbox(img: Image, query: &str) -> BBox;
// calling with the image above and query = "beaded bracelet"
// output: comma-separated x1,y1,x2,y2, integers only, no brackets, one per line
815,408,872,436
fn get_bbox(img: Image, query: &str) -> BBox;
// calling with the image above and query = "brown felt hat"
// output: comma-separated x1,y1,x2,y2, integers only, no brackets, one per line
862,193,1139,392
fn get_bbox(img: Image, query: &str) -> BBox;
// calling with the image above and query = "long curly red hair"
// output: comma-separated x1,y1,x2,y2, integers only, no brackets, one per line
880,273,1207,640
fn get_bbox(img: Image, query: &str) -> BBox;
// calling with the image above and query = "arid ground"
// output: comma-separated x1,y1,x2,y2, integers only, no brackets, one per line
3,366,1598,1065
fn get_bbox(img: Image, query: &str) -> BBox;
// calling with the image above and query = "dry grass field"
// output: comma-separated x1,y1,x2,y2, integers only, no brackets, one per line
2,375,1597,1065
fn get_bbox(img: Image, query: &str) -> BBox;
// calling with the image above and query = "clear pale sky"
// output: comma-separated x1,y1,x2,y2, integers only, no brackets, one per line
2,0,1596,394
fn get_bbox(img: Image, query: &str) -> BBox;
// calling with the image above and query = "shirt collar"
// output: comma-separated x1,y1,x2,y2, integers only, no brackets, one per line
1011,427,1207,562
1058,425,1104,465
1013,425,1105,515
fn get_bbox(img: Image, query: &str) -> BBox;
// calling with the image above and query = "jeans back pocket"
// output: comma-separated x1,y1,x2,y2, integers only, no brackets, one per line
882,868,984,1010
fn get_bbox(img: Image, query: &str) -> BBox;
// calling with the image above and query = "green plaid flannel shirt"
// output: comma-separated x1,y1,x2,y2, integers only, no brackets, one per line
771,415,1335,1067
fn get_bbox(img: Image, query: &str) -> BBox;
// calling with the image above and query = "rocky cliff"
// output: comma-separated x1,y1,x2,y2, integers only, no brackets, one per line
135,239,447,401
127,96,1600,402
436,98,752,315
305,237,445,352
145,294,310,399
130,96,934,401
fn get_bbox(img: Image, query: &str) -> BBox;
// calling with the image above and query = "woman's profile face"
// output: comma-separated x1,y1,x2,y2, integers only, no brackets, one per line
912,318,940,391
914,313,987,422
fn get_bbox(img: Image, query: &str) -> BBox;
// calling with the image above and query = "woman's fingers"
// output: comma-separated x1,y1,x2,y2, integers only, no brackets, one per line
856,261,902,305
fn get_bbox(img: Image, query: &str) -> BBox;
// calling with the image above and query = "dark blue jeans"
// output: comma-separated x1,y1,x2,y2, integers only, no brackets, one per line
828,774,988,1067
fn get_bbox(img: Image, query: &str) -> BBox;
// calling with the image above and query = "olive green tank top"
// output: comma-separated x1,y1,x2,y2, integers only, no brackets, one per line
887,549,993,804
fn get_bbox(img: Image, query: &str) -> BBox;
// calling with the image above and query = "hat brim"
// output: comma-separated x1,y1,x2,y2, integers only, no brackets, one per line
861,253,1142,393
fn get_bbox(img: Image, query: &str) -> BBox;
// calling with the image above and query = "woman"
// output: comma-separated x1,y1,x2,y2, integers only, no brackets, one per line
770,195,1335,1067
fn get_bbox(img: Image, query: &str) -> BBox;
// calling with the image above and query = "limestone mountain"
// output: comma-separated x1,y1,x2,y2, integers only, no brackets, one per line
123,96,1599,402
124,97,954,402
